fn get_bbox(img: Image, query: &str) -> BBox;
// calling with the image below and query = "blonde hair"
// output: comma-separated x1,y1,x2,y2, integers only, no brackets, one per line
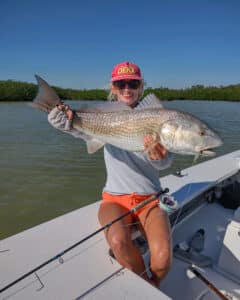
107,80,145,102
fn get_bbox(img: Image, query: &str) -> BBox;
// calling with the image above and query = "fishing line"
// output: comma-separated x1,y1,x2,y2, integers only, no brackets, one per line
171,157,198,235
170,185,191,235
171,153,218,234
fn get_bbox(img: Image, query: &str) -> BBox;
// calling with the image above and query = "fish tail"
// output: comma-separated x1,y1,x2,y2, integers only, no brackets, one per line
31,75,62,113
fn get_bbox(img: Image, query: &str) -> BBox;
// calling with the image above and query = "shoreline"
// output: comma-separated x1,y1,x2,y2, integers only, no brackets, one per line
0,80,240,102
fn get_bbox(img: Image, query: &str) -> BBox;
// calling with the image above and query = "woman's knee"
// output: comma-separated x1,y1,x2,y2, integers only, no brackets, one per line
108,230,130,254
150,243,172,274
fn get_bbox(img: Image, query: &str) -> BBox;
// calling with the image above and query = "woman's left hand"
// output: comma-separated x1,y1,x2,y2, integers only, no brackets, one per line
144,135,168,160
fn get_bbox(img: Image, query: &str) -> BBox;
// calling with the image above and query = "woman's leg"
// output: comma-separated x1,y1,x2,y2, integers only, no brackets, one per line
98,202,146,276
138,205,172,287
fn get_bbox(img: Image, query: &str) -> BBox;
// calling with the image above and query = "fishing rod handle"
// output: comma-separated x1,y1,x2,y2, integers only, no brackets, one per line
131,188,169,212
188,266,229,300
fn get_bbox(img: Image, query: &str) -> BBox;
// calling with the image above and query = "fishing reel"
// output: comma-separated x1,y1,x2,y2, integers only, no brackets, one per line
159,193,178,213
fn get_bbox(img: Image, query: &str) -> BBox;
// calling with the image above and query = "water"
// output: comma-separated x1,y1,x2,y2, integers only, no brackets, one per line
0,100,239,239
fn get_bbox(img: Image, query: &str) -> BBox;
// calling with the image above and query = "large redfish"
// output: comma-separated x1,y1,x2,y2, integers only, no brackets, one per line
32,75,222,156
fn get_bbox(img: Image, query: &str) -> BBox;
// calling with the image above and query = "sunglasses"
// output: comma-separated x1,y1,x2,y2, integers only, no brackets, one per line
113,80,141,90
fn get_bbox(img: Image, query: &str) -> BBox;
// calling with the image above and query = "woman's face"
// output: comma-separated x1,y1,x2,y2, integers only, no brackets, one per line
111,80,143,108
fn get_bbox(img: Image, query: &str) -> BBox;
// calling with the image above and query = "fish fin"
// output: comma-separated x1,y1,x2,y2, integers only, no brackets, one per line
31,75,62,113
75,102,131,114
136,94,164,109
86,139,105,154
64,129,104,153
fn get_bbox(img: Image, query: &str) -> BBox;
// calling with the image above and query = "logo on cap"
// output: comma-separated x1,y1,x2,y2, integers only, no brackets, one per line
117,66,135,75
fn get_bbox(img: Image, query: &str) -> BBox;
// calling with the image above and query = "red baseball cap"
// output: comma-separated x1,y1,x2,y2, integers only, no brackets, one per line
111,61,143,82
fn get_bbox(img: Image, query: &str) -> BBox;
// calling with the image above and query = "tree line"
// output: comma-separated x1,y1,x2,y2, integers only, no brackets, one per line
0,80,240,102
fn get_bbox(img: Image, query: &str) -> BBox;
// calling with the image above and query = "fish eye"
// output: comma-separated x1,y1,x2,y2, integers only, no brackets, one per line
199,130,205,136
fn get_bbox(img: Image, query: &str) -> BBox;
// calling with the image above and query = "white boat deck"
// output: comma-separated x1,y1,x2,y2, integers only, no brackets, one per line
1,150,240,300
1,202,170,300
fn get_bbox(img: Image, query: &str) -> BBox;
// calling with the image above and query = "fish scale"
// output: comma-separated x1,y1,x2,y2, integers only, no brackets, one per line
75,109,165,136
73,110,166,151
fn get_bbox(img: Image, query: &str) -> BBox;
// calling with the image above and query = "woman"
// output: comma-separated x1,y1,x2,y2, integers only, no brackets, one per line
48,61,173,288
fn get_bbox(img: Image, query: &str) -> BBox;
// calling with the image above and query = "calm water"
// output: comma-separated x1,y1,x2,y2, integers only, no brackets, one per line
0,100,239,239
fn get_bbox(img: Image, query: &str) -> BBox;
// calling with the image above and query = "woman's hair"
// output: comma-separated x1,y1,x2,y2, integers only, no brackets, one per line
107,81,145,101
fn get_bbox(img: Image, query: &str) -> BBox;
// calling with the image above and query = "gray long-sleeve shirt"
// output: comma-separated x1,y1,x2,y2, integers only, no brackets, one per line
48,107,173,195
103,144,172,194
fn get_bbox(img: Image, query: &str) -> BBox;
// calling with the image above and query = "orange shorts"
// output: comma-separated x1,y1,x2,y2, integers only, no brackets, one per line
102,192,159,218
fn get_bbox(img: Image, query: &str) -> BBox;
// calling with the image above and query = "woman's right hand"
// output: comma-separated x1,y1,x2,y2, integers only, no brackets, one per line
48,103,74,131
56,104,74,120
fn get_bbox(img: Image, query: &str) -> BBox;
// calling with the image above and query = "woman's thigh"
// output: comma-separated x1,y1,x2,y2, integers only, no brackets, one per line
98,202,133,244
138,205,172,255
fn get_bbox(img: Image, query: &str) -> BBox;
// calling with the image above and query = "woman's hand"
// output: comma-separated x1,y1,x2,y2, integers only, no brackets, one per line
144,135,168,160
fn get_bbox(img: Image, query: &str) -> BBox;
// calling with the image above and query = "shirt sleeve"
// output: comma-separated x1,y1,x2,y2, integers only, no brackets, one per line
47,107,83,139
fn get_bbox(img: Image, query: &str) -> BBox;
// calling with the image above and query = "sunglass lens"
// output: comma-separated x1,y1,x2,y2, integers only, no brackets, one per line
113,80,141,89
129,80,141,89
114,80,125,89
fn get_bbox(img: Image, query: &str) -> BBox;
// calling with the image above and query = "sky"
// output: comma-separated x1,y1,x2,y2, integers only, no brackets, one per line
1,0,240,89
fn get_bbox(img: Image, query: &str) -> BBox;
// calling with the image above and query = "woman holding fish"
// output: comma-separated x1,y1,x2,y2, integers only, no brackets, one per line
48,62,173,287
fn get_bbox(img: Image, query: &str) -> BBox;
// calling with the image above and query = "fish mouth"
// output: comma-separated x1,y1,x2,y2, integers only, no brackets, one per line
200,149,216,157
197,136,223,157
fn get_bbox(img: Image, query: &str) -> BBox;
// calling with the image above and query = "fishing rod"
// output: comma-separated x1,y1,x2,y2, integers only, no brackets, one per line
188,266,229,300
0,188,169,294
